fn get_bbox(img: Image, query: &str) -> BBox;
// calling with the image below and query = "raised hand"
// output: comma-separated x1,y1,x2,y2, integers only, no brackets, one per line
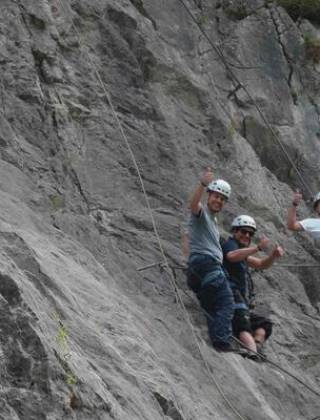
258,236,269,251
292,190,303,207
200,167,214,187
272,245,284,259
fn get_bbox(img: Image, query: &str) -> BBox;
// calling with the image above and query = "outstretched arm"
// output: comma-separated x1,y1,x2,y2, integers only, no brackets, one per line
287,191,303,231
189,168,214,215
225,237,269,263
248,245,284,269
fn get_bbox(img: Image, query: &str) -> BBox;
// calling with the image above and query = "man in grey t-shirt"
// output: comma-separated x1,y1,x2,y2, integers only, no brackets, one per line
187,168,234,352
287,191,320,240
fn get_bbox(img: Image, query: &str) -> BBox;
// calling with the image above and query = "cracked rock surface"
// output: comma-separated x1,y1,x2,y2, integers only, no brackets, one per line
0,1,320,419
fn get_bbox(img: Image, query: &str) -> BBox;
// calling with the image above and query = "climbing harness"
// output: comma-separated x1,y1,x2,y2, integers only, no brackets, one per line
246,269,256,310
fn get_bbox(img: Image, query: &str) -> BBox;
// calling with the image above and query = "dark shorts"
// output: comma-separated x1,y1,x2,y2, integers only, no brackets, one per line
232,309,273,340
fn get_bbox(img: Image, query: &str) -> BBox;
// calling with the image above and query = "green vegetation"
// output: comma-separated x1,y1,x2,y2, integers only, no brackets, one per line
70,109,82,121
304,35,320,63
224,3,249,20
50,194,65,211
277,0,320,23
66,371,78,386
197,14,209,26
56,322,69,352
227,118,238,136
55,318,79,387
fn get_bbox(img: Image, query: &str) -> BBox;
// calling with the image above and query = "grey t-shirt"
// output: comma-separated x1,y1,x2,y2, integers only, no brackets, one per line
188,205,223,263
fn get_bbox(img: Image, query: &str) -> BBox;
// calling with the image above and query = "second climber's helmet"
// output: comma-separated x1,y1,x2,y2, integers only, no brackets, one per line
231,215,257,231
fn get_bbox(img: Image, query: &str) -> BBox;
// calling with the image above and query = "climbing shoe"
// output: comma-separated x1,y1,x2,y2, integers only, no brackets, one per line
213,342,249,356
244,351,264,362
255,343,268,362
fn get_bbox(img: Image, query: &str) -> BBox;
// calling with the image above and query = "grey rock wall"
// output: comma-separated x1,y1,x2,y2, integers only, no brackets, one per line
0,0,320,419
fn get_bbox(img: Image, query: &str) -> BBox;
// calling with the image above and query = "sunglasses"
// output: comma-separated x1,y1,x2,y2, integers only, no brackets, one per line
239,228,255,237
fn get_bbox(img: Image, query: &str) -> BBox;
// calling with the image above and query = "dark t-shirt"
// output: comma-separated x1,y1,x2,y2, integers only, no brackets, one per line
222,237,250,300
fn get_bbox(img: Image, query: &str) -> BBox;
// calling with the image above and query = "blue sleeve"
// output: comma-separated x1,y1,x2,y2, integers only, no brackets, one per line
222,239,238,256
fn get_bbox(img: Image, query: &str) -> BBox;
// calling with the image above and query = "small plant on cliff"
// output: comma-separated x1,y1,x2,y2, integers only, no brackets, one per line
56,321,69,353
223,1,249,20
55,318,79,386
50,194,65,211
277,0,320,24
197,14,209,26
304,35,320,63
66,370,78,386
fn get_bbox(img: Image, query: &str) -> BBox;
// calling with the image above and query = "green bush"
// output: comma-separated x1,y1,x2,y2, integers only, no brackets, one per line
50,194,65,211
197,15,209,26
224,3,249,20
277,0,320,23
304,35,320,63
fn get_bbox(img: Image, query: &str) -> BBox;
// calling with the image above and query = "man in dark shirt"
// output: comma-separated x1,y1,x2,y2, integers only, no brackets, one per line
222,215,284,358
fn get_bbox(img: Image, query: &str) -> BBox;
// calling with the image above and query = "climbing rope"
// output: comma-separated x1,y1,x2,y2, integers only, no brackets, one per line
231,336,320,398
176,0,315,200
142,0,320,411
274,264,320,268
166,265,320,399
48,1,320,418
137,261,320,271
53,1,250,419
139,261,320,400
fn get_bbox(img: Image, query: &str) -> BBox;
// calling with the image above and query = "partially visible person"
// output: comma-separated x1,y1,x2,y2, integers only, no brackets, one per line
287,191,320,239
187,168,234,352
222,215,284,359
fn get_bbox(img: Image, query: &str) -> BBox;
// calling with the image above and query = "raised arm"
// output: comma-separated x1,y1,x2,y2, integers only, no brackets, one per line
189,168,214,215
287,191,303,231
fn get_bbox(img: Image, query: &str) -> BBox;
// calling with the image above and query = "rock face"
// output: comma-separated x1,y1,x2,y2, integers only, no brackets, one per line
0,0,320,419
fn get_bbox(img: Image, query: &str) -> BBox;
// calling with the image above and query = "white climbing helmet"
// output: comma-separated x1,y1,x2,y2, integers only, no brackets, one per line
313,192,320,209
207,179,231,199
231,215,257,231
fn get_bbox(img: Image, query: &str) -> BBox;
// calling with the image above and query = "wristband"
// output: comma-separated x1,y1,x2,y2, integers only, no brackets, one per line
200,181,208,188
292,202,298,207
257,245,262,252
